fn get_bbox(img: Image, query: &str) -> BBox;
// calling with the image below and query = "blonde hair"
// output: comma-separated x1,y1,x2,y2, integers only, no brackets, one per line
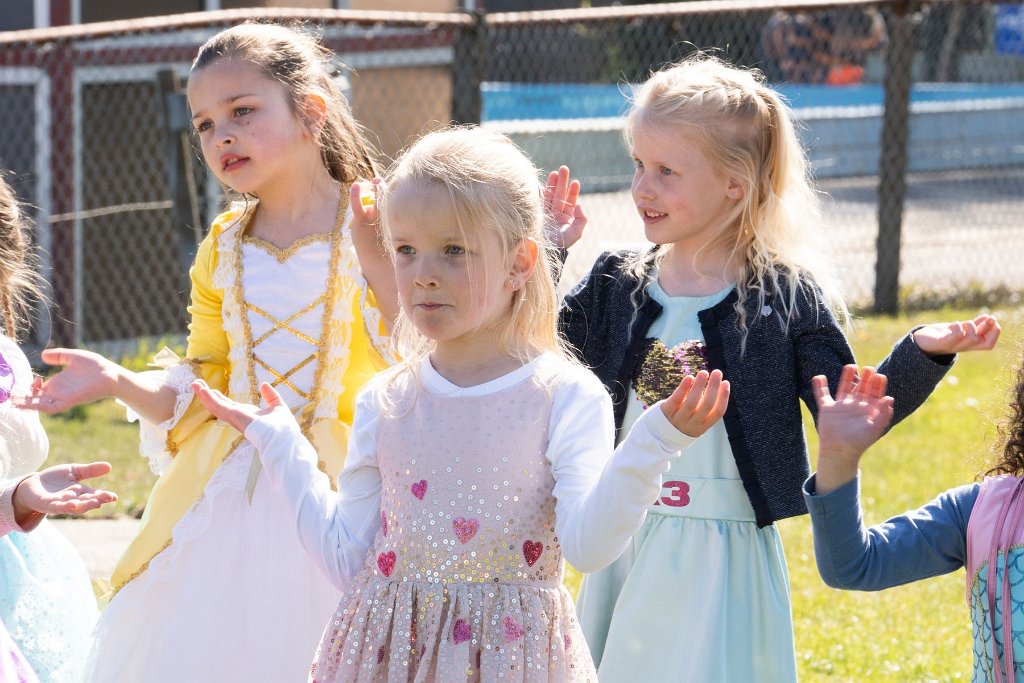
624,53,849,346
380,127,570,374
191,22,378,185
0,173,46,341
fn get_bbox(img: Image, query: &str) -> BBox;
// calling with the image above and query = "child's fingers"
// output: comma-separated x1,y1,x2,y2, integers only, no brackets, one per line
675,370,711,416
544,170,559,202
696,374,729,421
862,368,888,399
71,461,113,481
39,347,74,368
692,369,724,417
258,382,285,408
564,177,581,209
664,373,697,413
835,365,859,399
811,375,834,409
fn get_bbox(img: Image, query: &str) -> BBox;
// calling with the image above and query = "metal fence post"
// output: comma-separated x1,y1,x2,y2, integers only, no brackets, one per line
452,10,485,125
157,69,202,290
873,2,917,315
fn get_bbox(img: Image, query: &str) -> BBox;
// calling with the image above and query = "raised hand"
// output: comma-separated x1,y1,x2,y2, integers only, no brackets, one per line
13,461,117,523
14,348,119,414
350,179,380,239
192,380,290,435
544,166,587,249
659,369,730,438
813,365,894,494
911,314,1000,356
349,178,399,327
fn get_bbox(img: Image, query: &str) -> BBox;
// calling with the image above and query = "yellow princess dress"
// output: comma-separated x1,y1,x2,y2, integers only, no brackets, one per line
84,199,391,683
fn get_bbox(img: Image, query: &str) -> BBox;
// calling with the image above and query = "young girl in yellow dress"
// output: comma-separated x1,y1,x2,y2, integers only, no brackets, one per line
19,23,396,682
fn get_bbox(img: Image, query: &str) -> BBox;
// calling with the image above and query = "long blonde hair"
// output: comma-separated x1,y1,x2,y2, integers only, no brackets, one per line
380,127,570,373
624,54,848,346
0,173,46,341
191,22,378,185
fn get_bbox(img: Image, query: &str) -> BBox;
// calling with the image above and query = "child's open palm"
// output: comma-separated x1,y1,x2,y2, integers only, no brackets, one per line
544,166,587,249
911,314,1000,355
814,366,894,466
192,380,291,436
15,462,118,517
15,348,118,413
659,369,731,437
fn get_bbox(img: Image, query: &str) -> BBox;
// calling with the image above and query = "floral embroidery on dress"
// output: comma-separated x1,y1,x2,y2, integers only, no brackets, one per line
632,338,710,408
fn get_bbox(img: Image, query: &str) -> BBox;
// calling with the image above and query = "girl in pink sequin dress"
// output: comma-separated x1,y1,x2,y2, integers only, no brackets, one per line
194,127,731,682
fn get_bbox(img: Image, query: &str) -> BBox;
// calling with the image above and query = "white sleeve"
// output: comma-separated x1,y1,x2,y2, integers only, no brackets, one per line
548,370,695,573
244,387,382,591
122,364,198,475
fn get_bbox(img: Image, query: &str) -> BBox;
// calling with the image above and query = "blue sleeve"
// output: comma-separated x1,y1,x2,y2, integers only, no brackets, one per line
803,474,979,591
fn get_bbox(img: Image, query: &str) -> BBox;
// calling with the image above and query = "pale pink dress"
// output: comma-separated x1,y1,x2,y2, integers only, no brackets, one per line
311,363,594,681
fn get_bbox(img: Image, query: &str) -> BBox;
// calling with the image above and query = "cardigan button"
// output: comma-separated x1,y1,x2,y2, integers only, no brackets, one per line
761,305,773,316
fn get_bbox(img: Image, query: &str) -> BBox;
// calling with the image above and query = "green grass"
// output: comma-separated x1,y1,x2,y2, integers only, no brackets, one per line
43,308,1022,679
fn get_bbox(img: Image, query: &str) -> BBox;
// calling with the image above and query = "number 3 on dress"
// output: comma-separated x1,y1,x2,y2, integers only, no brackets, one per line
652,480,691,507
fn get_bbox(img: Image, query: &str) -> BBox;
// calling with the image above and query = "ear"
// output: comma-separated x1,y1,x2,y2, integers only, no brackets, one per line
300,92,328,137
726,178,744,201
509,238,539,289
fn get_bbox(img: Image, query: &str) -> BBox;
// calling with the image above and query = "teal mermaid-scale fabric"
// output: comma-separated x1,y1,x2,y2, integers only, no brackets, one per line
970,549,1024,682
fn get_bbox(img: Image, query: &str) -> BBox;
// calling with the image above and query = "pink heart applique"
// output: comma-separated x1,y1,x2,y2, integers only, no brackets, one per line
502,616,524,642
380,511,388,537
522,540,543,567
564,633,572,650
411,480,428,500
452,517,479,544
453,619,472,645
377,551,396,577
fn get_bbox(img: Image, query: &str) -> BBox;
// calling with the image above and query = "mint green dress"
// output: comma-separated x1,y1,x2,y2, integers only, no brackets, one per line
575,279,798,682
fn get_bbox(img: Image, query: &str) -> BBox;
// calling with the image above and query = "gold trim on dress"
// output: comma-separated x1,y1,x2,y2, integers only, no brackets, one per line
114,187,353,594
242,232,332,264
247,298,326,348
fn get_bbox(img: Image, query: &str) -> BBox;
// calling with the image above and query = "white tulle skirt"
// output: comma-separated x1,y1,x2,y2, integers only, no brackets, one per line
84,446,341,683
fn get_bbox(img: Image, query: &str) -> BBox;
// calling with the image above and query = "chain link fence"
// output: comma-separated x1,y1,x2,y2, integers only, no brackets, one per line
1,0,1021,350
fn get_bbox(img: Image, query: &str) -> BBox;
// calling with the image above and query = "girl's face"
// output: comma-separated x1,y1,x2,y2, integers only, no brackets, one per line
188,59,316,198
630,122,742,253
387,182,517,357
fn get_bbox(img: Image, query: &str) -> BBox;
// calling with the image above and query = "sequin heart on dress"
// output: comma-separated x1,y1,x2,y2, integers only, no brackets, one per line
453,619,472,645
411,479,428,500
452,517,479,544
0,352,14,403
502,616,524,642
377,551,396,577
523,540,543,566
380,511,388,537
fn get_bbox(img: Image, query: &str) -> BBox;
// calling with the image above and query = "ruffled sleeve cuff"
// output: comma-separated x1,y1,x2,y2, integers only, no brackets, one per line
0,476,44,536
122,350,200,475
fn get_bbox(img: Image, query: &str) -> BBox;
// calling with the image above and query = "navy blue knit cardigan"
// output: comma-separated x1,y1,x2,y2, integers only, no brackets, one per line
560,250,953,527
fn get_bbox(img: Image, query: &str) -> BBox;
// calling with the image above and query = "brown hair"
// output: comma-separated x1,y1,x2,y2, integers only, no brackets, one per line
0,173,46,340
192,22,378,184
988,351,1024,477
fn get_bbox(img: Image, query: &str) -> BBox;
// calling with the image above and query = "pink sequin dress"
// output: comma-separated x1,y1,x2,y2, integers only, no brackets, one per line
319,359,592,681
246,353,696,682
